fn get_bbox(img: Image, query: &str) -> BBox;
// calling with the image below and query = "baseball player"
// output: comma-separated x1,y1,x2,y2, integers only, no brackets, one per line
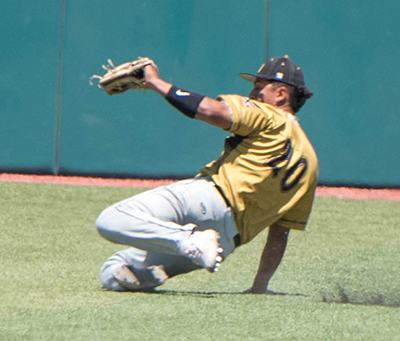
95,55,318,294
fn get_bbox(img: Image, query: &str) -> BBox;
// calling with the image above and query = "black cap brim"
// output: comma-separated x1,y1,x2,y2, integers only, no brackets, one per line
239,73,257,83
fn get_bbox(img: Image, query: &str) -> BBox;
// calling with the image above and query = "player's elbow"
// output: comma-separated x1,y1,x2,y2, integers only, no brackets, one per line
196,99,232,130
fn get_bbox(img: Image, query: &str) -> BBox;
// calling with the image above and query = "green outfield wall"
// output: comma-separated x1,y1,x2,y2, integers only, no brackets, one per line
1,0,399,187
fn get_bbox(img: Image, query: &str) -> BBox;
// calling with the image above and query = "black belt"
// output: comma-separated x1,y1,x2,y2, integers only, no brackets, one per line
233,233,241,248
214,184,230,207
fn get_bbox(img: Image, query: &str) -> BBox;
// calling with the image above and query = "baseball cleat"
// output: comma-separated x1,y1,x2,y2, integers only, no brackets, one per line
112,264,168,292
213,263,221,272
180,229,224,272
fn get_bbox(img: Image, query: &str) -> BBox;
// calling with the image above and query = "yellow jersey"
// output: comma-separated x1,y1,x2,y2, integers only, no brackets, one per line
200,94,319,244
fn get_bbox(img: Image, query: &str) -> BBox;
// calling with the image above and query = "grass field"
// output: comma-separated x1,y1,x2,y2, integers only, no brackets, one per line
1,181,400,340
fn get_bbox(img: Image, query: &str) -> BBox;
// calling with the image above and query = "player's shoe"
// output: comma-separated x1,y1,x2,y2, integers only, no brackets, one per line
112,264,168,292
180,229,223,272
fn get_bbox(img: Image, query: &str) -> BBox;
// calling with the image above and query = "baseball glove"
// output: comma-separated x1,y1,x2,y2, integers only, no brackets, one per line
90,57,157,96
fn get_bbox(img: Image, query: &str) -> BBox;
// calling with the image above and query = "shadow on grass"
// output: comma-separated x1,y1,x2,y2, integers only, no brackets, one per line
150,289,309,299
150,287,400,308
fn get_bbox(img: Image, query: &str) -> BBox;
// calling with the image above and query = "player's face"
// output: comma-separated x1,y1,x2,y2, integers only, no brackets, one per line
249,80,278,105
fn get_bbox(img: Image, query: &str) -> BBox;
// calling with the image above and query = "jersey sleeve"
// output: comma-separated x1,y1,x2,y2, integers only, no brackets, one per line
217,95,273,136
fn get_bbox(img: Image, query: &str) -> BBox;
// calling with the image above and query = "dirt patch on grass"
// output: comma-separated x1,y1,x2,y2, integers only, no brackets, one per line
0,173,175,188
316,186,400,202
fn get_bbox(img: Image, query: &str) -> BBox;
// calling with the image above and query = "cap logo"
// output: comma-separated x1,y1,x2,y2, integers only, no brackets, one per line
275,72,284,80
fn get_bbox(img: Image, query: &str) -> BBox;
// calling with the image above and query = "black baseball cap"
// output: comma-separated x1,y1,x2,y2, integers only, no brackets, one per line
240,55,306,89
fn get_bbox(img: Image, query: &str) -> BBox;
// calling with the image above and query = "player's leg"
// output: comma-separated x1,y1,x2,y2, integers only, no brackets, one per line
99,247,169,292
99,247,200,292
95,178,238,269
100,224,233,292
95,183,195,256
97,178,239,291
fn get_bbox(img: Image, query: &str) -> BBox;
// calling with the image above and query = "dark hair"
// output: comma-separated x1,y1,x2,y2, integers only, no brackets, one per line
272,82,313,113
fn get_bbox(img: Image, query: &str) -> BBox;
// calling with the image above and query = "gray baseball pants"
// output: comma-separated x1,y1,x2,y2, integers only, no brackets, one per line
95,177,239,291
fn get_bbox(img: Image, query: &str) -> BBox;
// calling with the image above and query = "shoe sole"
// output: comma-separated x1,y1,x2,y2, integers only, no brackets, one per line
112,265,168,292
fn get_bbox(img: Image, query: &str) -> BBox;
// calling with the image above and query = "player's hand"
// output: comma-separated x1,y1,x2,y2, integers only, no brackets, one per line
142,62,160,90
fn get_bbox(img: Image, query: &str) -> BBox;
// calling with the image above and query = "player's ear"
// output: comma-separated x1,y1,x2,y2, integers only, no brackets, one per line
275,86,289,106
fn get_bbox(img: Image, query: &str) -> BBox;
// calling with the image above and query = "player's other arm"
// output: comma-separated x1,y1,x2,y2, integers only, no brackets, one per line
246,223,290,294
143,64,232,130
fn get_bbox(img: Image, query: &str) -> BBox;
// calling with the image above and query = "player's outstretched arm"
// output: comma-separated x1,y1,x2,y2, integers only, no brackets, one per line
143,64,232,130
245,223,290,294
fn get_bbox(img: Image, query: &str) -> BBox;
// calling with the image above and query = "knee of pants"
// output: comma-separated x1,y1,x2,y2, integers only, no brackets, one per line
95,206,119,240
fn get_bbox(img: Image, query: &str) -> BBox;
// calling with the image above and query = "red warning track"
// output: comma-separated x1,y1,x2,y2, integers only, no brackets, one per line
0,173,399,202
